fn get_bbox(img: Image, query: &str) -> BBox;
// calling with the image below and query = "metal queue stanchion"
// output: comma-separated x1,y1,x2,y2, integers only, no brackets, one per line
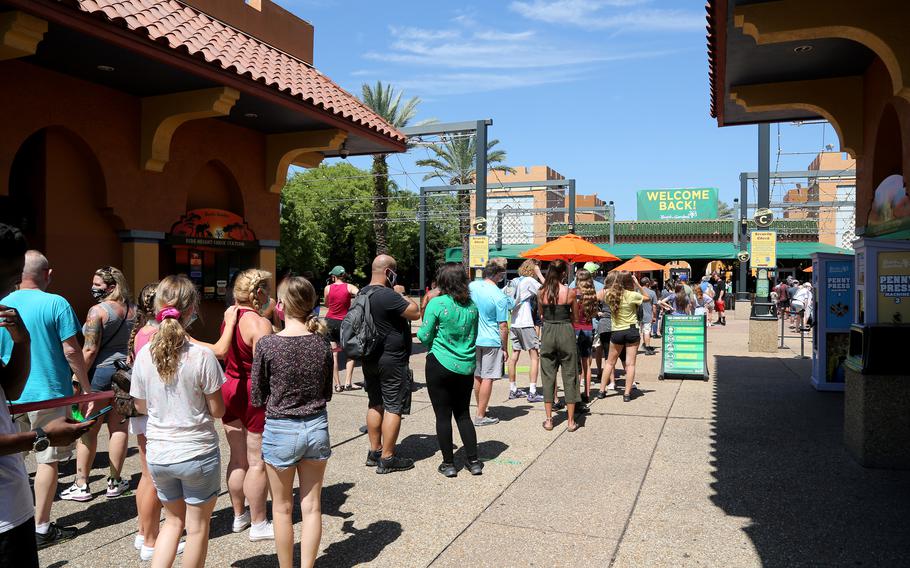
777,305,810,359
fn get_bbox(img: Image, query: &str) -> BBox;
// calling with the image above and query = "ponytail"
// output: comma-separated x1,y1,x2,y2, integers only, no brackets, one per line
306,313,327,336
149,276,197,384
150,316,186,384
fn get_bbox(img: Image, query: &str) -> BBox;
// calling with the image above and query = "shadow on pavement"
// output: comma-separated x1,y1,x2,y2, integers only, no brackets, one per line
711,355,910,567
491,404,532,422
396,433,441,463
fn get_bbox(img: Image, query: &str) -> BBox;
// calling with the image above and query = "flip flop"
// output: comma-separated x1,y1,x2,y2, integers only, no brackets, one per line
345,384,361,391
334,385,344,393
567,423,580,433
542,419,554,431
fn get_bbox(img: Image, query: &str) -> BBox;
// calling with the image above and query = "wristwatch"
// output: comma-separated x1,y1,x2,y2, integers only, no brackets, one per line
33,427,50,453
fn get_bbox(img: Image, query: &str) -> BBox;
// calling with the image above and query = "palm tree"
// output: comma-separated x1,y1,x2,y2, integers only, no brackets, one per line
416,136,514,265
360,81,422,255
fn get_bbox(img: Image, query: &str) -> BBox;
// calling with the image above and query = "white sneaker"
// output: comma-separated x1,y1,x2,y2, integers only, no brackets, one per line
248,521,274,542
134,534,144,550
139,540,184,561
106,477,130,498
232,511,251,533
60,483,92,502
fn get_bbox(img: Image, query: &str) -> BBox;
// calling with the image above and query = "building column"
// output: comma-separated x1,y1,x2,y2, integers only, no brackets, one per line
257,240,279,280
119,231,164,296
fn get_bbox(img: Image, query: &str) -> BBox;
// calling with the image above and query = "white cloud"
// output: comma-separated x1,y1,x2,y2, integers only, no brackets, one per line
509,0,704,31
388,68,590,96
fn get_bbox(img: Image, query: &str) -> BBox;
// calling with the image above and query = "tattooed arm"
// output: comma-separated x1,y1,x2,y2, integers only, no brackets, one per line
82,304,105,370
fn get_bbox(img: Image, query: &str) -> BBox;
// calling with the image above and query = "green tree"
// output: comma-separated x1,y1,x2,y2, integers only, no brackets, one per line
415,136,514,265
359,81,425,256
279,162,375,280
718,200,736,219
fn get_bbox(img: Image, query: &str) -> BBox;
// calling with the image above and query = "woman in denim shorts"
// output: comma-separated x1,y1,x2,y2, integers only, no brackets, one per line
129,275,226,568
251,277,333,568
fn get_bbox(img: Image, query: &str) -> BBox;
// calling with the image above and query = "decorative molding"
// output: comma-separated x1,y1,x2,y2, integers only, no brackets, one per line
141,87,240,172
266,129,347,193
0,11,47,61
731,76,864,158
118,230,166,243
258,239,280,249
735,0,910,102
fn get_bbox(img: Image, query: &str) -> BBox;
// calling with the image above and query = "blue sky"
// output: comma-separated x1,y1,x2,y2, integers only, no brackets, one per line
283,0,837,220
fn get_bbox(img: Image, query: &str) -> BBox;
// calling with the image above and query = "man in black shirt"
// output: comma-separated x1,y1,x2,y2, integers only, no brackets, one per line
361,255,420,474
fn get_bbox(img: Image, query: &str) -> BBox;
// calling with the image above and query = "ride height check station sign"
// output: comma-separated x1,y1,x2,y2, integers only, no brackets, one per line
637,188,719,221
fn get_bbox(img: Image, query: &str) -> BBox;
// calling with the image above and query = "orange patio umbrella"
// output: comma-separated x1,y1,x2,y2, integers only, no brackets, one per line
802,266,814,272
610,255,666,273
520,234,619,263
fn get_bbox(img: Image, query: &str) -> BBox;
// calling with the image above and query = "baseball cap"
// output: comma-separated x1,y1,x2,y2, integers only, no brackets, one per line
583,262,600,272
328,265,346,276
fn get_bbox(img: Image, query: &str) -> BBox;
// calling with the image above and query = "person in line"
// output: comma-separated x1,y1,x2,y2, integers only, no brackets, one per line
788,279,803,330
417,264,483,478
793,282,813,331
651,280,663,338
775,278,790,323
596,272,621,395
420,279,441,317
639,277,658,356
129,283,238,560
362,255,421,474
603,271,650,403
222,269,275,540
659,284,692,316
693,286,714,321
506,259,545,403
538,260,580,432
573,269,602,405
323,266,360,392
570,262,605,385
0,227,94,567
0,250,92,548
251,277,333,568
469,260,515,427
713,273,727,326
699,276,716,326
63,266,136,502
130,275,225,568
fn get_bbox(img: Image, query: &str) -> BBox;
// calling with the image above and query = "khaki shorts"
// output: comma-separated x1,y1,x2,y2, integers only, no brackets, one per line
14,406,74,464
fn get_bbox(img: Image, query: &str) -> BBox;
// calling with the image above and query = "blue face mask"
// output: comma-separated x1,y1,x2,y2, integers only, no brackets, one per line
186,312,198,327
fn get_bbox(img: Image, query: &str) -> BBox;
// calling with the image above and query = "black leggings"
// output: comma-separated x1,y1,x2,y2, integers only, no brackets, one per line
0,517,38,568
426,353,478,464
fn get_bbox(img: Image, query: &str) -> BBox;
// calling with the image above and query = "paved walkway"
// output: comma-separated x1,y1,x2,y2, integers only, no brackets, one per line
31,316,910,567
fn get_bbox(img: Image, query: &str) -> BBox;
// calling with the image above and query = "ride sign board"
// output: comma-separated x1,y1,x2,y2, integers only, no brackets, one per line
637,188,719,221
659,315,709,380
469,236,490,268
750,231,777,269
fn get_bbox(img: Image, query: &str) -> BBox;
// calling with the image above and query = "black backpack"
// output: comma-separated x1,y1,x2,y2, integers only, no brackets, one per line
341,287,380,359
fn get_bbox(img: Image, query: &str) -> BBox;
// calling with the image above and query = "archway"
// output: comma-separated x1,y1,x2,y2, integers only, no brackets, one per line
187,160,245,214
6,127,121,318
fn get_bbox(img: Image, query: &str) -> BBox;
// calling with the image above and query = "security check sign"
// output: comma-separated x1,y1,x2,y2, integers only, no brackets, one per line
750,231,777,269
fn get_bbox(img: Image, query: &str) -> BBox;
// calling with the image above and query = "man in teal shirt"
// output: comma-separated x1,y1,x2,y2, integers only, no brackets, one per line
468,260,514,427
0,250,91,549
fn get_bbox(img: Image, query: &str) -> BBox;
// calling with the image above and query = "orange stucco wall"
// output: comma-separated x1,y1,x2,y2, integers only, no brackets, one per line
0,59,280,336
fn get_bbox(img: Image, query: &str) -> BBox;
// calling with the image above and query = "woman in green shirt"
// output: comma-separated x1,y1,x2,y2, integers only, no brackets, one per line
603,271,650,403
417,264,482,478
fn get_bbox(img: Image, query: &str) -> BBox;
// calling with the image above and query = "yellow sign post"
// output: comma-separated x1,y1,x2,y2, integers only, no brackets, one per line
750,231,777,269
469,236,489,268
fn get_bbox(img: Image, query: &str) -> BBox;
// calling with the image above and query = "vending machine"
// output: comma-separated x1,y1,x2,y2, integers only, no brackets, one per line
810,253,854,391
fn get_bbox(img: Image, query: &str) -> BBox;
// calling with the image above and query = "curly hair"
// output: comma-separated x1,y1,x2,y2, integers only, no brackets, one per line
149,276,196,384
574,269,599,320
126,281,158,362
606,271,634,315
233,269,273,312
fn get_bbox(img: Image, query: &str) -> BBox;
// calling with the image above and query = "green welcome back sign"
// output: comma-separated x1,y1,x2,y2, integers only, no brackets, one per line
637,188,719,220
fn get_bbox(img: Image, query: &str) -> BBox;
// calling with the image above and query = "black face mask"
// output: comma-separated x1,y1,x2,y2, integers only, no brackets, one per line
90,287,110,302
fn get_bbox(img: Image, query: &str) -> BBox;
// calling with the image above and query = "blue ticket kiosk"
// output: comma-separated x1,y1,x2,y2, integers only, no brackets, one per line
810,252,855,391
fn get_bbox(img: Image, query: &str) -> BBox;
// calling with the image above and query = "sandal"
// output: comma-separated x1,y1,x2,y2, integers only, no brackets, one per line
334,385,344,393
567,423,580,433
345,384,361,391
542,419,554,431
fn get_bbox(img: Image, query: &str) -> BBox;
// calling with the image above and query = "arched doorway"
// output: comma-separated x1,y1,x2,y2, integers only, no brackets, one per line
6,127,121,318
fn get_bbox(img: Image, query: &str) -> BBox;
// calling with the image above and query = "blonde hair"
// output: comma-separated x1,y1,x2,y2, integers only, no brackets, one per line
233,269,272,311
95,266,132,304
278,276,326,335
575,269,599,319
149,275,197,384
607,271,634,315
517,259,537,277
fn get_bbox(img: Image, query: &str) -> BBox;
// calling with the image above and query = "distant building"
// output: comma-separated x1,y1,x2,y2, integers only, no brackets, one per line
471,165,606,244
782,152,856,249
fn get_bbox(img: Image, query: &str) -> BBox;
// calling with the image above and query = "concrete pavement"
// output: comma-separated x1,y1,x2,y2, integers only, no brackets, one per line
29,317,910,567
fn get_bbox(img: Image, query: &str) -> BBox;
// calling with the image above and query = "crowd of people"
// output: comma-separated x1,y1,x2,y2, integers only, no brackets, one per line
773,276,815,332
0,220,731,567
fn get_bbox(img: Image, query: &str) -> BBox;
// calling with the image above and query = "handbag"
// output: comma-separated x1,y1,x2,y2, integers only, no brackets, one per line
110,359,140,418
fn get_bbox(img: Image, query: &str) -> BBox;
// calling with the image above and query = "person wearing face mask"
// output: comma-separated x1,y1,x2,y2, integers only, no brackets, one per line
360,255,421,474
323,266,360,392
60,266,136,504
220,269,276,540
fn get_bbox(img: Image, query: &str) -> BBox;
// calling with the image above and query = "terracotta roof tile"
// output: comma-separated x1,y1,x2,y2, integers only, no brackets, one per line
74,0,405,143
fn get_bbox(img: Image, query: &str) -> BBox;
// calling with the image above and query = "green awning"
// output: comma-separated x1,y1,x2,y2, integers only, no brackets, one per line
775,241,853,259
444,240,853,263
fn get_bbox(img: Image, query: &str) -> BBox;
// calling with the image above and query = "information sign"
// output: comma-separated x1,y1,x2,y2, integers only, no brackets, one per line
637,188,718,220
659,315,708,380
750,231,777,269
756,278,769,298
469,236,490,268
